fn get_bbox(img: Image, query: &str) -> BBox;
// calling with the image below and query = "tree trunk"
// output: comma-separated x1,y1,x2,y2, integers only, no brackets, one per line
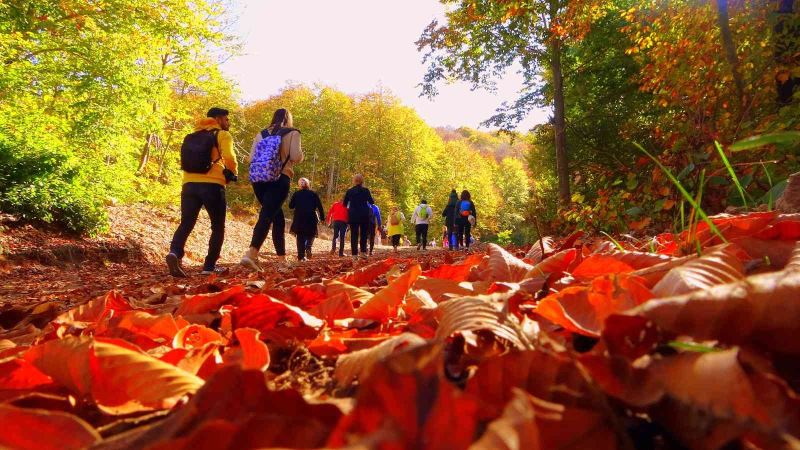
549,2,569,205
775,0,796,105
716,0,746,105
136,133,154,174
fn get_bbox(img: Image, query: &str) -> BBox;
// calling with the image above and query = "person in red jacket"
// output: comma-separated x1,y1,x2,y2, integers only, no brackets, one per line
326,199,348,257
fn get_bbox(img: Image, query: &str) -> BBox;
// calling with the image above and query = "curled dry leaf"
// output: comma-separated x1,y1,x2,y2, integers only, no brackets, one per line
226,328,269,371
630,268,800,354
172,324,225,349
123,365,343,450
525,236,556,263
525,248,577,279
651,245,745,297
231,294,323,342
0,404,100,450
469,388,542,450
413,276,476,303
435,294,532,350
352,264,422,321
570,255,635,280
422,253,485,282
175,286,245,316
24,336,204,414
595,250,674,270
479,244,534,283
324,280,374,306
338,258,404,287
630,254,697,288
309,292,354,325
334,332,428,387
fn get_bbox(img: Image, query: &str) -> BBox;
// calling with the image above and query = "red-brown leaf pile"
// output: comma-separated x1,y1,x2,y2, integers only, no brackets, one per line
2,211,800,449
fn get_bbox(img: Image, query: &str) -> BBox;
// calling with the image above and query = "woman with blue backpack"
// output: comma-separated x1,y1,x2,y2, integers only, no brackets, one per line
455,190,477,250
241,108,304,271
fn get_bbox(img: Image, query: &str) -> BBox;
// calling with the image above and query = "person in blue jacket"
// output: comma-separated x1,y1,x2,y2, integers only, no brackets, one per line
368,203,382,256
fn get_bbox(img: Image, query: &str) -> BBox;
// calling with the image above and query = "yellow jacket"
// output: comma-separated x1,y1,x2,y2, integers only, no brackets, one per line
182,118,238,186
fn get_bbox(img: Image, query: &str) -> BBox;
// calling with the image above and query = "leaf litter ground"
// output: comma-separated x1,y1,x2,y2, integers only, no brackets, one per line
1,210,800,449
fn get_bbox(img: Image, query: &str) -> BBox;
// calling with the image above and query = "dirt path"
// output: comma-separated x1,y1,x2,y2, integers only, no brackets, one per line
0,204,406,306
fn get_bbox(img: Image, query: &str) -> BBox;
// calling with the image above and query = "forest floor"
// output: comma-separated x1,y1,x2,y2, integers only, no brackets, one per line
0,204,405,307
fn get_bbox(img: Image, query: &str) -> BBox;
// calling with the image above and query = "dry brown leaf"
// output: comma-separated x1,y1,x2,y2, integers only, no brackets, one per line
0,404,101,450
631,267,800,354
352,265,422,321
334,333,428,387
469,388,541,450
481,244,534,282
435,294,532,349
525,237,556,263
652,245,744,297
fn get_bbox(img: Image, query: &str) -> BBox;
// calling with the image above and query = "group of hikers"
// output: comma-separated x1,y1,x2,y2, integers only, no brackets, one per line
165,107,478,277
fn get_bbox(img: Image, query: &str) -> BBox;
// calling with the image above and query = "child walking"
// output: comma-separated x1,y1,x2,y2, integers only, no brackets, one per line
386,206,405,252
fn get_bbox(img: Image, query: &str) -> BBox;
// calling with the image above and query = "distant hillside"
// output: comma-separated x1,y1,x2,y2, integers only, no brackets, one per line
435,126,528,161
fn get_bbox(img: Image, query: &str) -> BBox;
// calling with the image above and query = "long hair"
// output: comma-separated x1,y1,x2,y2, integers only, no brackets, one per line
268,108,293,131
460,190,471,201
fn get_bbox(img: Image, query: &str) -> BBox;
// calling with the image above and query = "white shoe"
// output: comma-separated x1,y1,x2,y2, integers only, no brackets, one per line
240,254,261,271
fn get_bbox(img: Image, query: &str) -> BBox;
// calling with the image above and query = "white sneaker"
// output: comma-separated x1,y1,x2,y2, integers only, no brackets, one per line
240,254,261,271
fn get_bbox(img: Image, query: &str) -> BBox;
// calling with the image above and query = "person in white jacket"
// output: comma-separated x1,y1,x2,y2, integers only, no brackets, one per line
411,199,434,250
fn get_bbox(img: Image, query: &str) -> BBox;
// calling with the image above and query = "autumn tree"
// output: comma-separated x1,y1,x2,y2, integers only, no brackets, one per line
418,0,571,204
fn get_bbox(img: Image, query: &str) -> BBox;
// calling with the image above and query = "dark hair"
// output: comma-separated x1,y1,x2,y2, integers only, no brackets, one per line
206,107,229,118
420,199,427,204
269,108,292,131
460,190,471,201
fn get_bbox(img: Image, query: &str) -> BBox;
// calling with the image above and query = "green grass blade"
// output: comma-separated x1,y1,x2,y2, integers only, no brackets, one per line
600,231,624,251
714,141,749,208
634,143,728,244
668,341,719,353
761,162,773,211
730,131,800,151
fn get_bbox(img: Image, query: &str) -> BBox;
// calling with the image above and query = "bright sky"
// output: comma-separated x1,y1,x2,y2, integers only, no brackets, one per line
220,0,549,131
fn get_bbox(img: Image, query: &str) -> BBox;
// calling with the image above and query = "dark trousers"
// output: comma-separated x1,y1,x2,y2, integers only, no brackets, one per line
350,222,369,256
391,234,401,249
250,175,290,256
296,234,315,260
170,182,226,271
331,221,347,255
446,224,455,250
415,224,429,249
368,223,377,254
456,220,472,249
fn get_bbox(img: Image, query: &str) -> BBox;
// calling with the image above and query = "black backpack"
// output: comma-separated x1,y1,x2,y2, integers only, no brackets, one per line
180,129,219,173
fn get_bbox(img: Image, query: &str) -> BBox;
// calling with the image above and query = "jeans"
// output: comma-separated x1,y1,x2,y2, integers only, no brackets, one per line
170,182,226,271
350,222,369,256
250,174,290,256
331,220,347,256
456,220,472,249
415,224,429,249
296,234,315,260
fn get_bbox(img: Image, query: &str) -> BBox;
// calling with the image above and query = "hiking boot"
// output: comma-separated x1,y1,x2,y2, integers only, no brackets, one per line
166,253,187,278
240,254,261,271
201,267,229,276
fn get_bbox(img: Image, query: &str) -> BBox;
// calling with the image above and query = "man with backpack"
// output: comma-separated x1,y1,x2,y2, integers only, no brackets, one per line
167,107,238,277
411,199,433,251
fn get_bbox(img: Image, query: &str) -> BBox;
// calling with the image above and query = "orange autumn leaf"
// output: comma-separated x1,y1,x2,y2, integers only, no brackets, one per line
536,274,653,336
352,264,422,321
0,404,100,450
422,253,485,282
338,257,404,287
570,255,635,279
175,286,246,316
172,324,225,349
662,198,676,210
225,328,269,371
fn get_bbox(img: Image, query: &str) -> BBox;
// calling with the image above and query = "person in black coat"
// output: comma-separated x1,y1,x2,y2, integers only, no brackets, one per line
441,189,458,250
343,174,375,258
289,178,325,261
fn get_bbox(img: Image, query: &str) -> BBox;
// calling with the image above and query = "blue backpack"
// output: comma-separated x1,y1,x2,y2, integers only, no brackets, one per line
249,128,296,183
458,200,472,217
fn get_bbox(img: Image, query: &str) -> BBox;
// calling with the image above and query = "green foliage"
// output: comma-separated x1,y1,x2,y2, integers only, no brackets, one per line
0,0,238,234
